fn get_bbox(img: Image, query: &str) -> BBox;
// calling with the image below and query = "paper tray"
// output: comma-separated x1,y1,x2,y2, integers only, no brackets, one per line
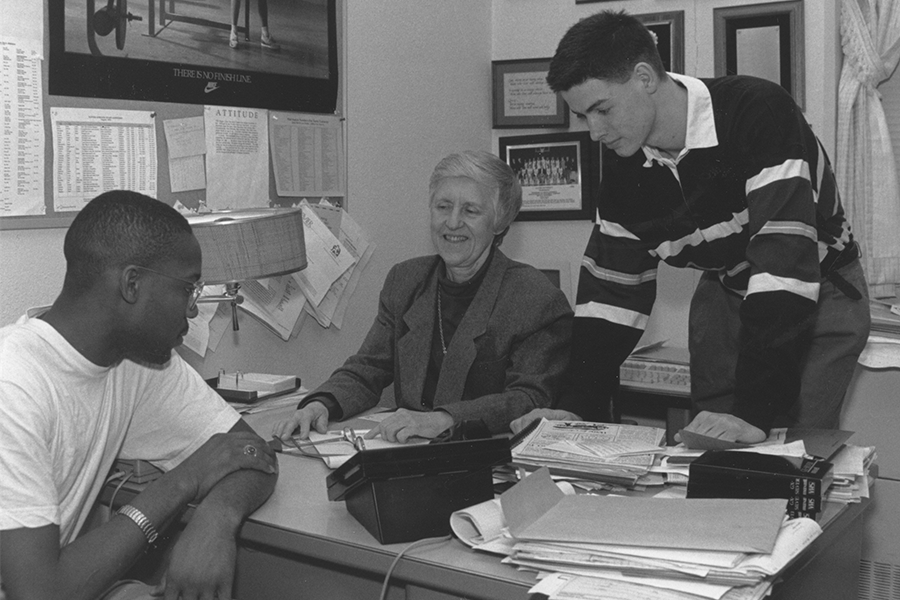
205,376,301,404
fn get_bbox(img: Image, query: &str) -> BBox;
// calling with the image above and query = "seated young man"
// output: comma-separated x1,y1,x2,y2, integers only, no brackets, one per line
0,190,278,600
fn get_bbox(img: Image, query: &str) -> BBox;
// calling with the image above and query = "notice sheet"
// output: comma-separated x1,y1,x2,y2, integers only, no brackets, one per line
50,107,158,212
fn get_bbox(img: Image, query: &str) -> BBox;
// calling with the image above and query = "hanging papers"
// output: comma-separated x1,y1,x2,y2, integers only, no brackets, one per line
226,203,373,344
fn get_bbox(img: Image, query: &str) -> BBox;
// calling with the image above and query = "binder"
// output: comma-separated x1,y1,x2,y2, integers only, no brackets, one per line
687,450,833,516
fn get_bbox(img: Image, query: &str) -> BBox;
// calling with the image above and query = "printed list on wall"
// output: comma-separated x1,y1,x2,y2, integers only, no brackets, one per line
50,107,158,213
0,38,44,217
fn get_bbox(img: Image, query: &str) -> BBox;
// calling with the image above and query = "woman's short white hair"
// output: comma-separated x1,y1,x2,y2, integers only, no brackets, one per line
429,151,523,239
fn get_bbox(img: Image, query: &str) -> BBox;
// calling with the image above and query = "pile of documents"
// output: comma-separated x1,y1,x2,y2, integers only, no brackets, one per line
451,468,823,600
824,443,877,505
510,419,666,488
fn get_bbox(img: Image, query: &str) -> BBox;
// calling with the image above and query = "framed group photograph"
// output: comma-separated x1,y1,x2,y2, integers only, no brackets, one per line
635,11,685,74
714,1,804,109
48,0,339,113
492,58,569,129
498,132,599,221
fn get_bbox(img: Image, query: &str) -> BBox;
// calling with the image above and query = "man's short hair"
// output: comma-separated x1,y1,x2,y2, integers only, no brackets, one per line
547,10,667,93
63,191,193,292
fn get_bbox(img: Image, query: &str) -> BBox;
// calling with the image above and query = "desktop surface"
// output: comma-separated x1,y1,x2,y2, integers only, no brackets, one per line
230,408,870,600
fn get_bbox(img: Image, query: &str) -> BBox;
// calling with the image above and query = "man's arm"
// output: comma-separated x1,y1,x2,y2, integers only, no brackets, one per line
162,419,277,600
0,423,275,600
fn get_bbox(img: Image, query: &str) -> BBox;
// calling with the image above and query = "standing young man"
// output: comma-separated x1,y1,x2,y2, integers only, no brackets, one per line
512,11,870,443
1,191,278,600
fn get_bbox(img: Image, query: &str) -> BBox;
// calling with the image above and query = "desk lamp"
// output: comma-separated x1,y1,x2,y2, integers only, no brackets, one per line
187,207,307,330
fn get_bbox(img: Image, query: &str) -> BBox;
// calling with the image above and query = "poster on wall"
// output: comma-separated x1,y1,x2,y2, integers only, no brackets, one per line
48,0,338,113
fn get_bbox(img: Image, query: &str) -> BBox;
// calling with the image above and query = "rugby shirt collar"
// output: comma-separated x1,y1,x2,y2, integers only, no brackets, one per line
641,72,718,167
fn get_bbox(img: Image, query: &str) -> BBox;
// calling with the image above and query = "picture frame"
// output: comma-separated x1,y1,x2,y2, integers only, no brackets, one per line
714,1,804,109
498,132,599,221
492,58,569,129
635,11,685,74
49,0,339,113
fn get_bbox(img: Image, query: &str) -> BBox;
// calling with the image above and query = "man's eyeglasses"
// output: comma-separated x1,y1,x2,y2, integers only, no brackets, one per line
134,266,205,311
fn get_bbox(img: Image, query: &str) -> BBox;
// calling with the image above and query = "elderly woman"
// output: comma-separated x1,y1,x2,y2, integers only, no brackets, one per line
273,151,573,444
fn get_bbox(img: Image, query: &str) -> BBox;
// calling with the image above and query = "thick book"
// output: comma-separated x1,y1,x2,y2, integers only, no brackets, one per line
687,450,833,513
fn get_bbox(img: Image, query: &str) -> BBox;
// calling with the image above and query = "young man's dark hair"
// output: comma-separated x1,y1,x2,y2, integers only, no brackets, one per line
63,190,192,292
547,10,667,91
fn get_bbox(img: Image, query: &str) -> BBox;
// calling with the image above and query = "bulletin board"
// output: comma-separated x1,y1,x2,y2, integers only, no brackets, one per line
0,0,343,231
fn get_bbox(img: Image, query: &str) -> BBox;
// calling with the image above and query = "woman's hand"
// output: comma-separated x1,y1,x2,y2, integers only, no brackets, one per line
271,402,330,443
509,409,582,434
366,409,454,443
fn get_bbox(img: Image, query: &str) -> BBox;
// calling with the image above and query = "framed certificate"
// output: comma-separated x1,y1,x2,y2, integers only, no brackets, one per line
492,58,569,129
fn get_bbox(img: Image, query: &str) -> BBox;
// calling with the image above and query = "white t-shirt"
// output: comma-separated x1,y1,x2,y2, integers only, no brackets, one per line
0,309,240,546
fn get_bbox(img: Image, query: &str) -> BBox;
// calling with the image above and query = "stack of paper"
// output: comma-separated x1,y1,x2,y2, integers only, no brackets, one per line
511,419,666,487
825,444,877,504
451,468,821,600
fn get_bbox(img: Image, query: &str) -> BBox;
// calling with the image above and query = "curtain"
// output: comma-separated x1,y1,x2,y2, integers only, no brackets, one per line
836,0,900,298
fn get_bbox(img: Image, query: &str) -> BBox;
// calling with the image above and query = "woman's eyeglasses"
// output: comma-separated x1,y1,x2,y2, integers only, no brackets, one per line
280,427,367,457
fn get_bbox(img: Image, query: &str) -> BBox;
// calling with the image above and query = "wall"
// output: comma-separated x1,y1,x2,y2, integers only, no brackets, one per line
0,0,842,380
0,1,492,391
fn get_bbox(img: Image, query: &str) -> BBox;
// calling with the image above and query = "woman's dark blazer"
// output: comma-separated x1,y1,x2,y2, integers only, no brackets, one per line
310,250,573,433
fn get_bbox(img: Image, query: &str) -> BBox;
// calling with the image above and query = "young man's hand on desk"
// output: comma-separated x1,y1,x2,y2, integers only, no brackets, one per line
675,411,766,444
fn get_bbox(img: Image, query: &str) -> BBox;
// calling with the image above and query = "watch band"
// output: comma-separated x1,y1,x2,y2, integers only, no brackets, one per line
116,504,159,546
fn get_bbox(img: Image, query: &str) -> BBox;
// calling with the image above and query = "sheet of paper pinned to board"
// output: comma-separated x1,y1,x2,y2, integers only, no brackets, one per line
269,112,344,198
163,116,206,193
0,37,44,217
303,202,374,329
204,105,268,210
292,203,356,306
50,107,157,212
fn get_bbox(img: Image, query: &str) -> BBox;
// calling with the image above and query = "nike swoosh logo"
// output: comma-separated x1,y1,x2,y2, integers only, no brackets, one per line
204,82,219,93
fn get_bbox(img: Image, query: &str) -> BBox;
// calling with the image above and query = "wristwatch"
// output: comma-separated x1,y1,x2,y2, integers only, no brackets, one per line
116,504,160,546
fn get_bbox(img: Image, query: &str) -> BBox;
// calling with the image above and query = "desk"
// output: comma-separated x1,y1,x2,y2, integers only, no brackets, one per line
104,409,872,599
227,455,869,600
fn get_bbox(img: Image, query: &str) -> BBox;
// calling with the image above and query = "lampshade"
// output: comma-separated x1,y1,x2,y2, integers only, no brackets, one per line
187,207,307,284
